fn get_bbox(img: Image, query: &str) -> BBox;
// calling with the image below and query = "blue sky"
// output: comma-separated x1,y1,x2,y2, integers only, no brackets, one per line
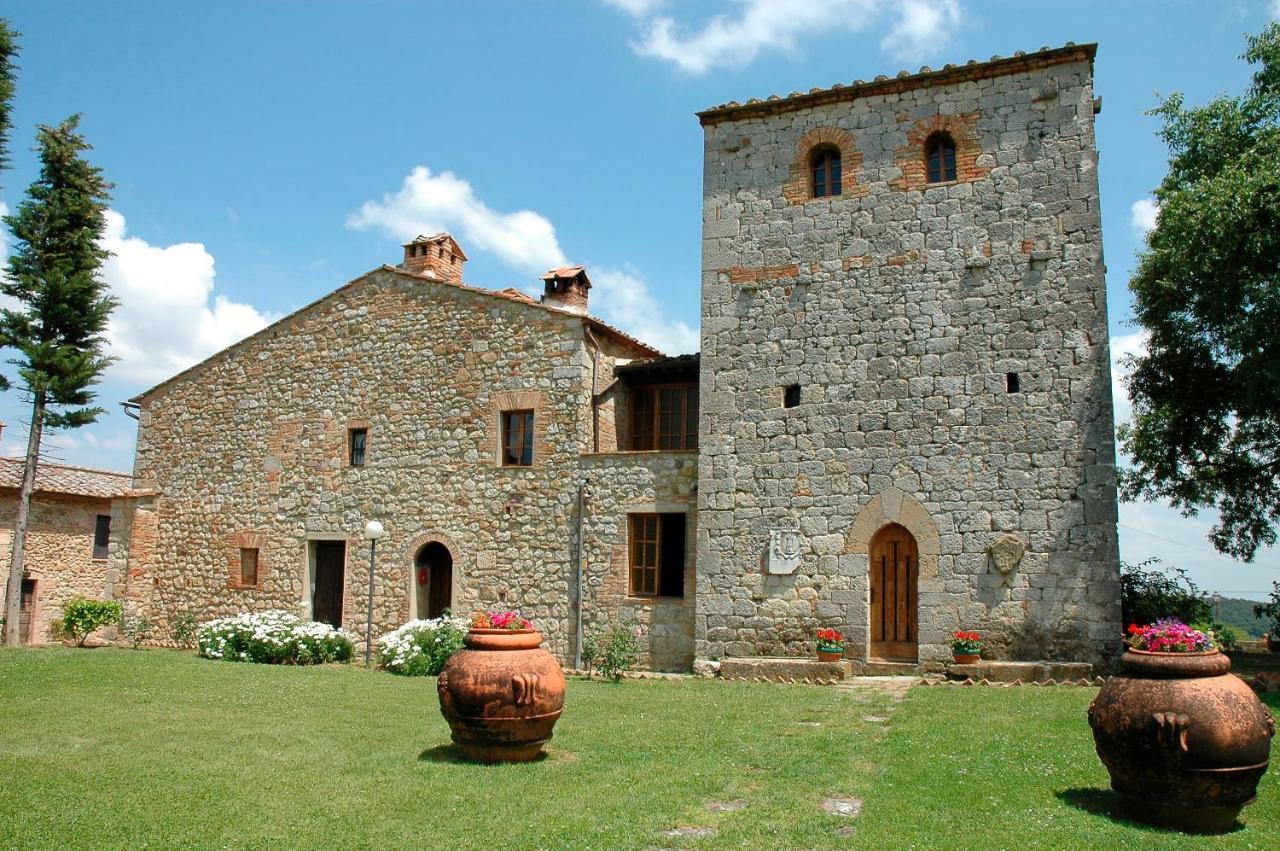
1,0,1278,599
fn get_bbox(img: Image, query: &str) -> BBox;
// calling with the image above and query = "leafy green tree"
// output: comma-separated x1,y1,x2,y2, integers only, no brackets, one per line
1,117,116,646
1121,24,1280,562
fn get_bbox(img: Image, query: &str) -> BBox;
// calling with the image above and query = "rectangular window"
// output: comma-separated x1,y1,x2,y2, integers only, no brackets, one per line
501,410,534,466
240,548,260,586
93,514,110,560
783,384,801,408
349,428,368,467
628,513,687,598
629,384,698,450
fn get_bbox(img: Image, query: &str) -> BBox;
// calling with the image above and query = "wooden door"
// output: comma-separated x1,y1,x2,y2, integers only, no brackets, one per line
312,541,346,628
18,578,35,645
869,524,918,661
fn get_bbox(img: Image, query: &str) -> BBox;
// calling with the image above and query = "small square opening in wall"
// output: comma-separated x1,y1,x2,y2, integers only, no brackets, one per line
783,384,801,408
1006,372,1020,393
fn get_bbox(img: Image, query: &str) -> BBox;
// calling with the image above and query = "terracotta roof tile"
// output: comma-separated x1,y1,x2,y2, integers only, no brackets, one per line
0,457,132,498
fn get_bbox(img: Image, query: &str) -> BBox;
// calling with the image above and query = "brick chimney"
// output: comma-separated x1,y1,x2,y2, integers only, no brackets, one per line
540,266,591,315
401,233,467,284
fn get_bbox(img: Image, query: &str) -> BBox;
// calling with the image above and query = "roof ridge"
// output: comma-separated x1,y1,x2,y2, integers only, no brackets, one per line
0,456,131,478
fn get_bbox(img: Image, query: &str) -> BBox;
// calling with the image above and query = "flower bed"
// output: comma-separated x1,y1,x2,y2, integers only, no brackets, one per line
376,616,467,676
197,611,355,665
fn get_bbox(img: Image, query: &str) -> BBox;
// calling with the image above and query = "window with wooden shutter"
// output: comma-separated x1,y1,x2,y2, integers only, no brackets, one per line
629,384,697,450
811,146,842,198
628,513,687,598
926,132,957,183
240,548,260,586
629,514,659,596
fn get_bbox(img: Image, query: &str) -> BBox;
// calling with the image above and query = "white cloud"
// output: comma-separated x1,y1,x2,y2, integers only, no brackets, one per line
590,268,700,355
1110,329,1148,428
621,0,962,74
100,210,277,386
881,0,961,62
1131,198,1159,237
602,0,664,16
347,166,567,276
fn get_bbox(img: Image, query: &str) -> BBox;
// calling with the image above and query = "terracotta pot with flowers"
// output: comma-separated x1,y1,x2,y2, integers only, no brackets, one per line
815,628,845,662
436,610,566,763
951,631,982,664
1088,619,1274,832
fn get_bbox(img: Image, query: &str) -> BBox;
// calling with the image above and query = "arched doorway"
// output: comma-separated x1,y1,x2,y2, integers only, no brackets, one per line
415,542,453,619
869,523,918,662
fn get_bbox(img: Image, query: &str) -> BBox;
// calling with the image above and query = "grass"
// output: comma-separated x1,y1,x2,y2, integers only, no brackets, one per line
0,647,1276,849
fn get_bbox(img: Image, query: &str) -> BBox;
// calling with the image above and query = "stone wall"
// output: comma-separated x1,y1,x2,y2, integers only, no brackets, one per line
697,50,1121,667
0,491,115,642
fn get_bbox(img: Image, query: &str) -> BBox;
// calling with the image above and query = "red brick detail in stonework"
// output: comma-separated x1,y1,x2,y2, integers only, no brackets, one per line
226,530,268,590
782,127,866,204
726,264,801,285
891,112,990,193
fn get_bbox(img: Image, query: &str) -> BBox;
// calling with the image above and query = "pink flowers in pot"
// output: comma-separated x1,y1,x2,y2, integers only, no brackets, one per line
470,610,533,631
1126,618,1216,653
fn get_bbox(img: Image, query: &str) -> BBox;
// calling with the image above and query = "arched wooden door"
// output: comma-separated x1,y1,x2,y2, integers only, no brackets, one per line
415,542,453,619
869,523,918,662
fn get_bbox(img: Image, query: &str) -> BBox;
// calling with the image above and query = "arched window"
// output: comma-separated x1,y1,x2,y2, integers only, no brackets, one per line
811,146,842,198
925,133,957,183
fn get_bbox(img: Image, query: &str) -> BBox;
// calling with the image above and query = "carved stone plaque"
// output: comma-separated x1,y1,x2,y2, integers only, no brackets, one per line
990,534,1026,582
767,530,802,575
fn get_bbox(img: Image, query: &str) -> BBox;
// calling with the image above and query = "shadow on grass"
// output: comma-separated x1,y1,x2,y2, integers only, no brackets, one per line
1056,789,1244,836
418,744,549,765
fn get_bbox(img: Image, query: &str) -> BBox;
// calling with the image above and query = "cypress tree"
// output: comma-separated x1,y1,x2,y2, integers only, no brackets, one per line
1,116,116,645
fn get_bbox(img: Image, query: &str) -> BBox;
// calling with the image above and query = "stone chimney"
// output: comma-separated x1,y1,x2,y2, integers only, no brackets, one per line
400,233,467,284
540,266,591,315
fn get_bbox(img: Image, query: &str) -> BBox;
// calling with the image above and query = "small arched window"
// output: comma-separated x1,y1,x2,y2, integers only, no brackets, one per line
811,146,842,198
925,132,957,183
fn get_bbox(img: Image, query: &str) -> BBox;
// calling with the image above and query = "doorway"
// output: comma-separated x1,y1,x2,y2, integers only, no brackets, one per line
18,577,35,645
869,523,918,662
311,541,346,628
415,542,453,619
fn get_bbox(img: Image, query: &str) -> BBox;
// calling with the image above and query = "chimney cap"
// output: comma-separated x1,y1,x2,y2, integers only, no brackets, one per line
404,232,469,261
540,265,591,288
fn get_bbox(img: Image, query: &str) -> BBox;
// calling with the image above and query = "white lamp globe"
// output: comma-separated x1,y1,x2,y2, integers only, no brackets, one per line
364,520,386,540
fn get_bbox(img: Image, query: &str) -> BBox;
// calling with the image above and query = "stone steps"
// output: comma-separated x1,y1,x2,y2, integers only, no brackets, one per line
945,660,1093,683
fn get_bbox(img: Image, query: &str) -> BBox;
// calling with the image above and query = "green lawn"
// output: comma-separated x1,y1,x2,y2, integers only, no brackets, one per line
0,648,1276,849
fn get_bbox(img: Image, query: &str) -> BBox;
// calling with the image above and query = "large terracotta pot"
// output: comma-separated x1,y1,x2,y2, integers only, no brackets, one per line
1088,650,1275,832
437,628,566,763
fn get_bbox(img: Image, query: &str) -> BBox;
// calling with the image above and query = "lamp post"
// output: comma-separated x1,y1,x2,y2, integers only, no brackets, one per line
363,520,386,666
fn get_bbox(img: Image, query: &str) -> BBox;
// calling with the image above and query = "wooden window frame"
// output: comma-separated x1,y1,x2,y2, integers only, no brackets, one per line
811,146,842,198
925,132,957,184
501,409,535,467
92,514,111,560
627,513,687,599
629,383,698,451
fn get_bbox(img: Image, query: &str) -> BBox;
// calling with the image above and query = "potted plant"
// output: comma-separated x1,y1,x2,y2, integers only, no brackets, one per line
1088,619,1274,832
815,628,845,662
951,630,982,664
436,610,566,763
1252,582,1280,652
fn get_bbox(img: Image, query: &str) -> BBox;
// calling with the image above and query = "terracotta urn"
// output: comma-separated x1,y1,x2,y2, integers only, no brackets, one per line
952,652,980,665
1088,649,1275,832
437,628,566,763
817,648,843,663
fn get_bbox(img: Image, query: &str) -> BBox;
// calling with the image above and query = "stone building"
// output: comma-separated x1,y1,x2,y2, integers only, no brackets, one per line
0,454,132,643
110,43,1120,671
695,42,1120,667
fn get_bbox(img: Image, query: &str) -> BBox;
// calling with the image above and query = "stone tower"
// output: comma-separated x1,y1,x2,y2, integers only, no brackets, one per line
694,44,1121,668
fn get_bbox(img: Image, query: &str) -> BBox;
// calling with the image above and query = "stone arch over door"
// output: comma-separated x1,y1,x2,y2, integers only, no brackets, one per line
401,532,464,622
845,488,942,662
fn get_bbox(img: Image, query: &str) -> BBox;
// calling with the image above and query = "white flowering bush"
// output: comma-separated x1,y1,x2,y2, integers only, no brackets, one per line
376,616,467,676
197,610,355,665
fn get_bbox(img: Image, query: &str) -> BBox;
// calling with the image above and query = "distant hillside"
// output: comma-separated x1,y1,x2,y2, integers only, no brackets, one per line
1213,596,1272,638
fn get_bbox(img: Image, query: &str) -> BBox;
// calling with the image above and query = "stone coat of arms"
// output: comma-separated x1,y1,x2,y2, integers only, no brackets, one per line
767,530,802,575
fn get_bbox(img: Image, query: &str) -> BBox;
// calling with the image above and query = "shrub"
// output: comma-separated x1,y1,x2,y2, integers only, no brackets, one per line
583,621,641,682
171,610,198,649
197,611,354,665
376,616,467,676
1254,582,1280,637
122,617,154,649
1120,558,1212,628
61,597,123,646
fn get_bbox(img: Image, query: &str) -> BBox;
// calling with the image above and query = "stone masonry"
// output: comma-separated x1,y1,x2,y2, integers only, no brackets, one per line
695,44,1121,668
